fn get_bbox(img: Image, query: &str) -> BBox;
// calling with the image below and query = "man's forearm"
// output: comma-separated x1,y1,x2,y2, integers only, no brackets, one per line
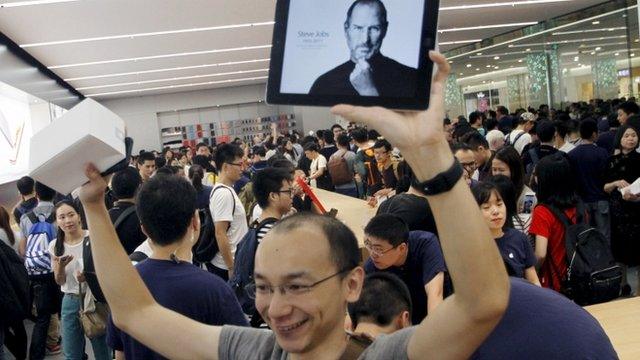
215,231,234,270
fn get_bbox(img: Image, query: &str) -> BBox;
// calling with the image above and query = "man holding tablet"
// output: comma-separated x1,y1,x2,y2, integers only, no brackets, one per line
309,0,417,97
78,51,616,359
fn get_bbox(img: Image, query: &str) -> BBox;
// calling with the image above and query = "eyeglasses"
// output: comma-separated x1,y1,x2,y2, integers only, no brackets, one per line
276,189,293,197
226,162,244,168
246,269,350,299
363,240,398,257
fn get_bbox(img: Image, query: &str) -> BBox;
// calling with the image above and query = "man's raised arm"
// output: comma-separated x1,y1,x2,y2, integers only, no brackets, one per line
332,51,510,360
79,165,221,360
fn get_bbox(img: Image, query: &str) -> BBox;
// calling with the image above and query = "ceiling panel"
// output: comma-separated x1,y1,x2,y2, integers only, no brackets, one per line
0,0,612,100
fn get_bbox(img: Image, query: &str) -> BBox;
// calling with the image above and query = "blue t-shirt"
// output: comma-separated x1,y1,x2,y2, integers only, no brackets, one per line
495,228,536,279
567,144,609,202
364,231,447,324
107,259,248,359
471,278,617,359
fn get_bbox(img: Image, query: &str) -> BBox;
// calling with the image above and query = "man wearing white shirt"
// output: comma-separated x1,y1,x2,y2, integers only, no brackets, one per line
505,112,535,155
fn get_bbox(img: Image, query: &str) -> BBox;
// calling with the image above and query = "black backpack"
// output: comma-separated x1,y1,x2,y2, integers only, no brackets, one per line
228,217,278,316
547,204,622,305
193,186,236,265
0,241,30,323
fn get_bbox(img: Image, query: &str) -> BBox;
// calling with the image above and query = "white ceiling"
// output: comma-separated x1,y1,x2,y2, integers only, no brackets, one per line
0,0,608,100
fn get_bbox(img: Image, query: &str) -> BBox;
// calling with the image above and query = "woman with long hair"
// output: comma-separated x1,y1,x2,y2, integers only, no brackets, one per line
472,182,540,285
492,146,536,232
49,200,110,360
277,137,298,167
529,153,580,291
603,124,640,295
0,206,19,253
188,164,214,211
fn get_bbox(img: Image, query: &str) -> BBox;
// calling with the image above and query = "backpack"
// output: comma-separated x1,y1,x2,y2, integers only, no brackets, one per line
328,150,354,186
505,131,526,147
0,241,31,322
24,211,56,276
15,201,37,223
83,206,136,304
238,182,257,223
228,217,278,316
547,204,622,305
193,186,236,264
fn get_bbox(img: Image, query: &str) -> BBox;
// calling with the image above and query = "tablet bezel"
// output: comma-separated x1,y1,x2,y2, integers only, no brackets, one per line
266,0,440,110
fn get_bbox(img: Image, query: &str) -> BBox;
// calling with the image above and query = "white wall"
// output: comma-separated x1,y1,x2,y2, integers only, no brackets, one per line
98,85,339,152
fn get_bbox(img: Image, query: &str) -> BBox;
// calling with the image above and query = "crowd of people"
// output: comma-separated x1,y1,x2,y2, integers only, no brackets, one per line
0,51,632,359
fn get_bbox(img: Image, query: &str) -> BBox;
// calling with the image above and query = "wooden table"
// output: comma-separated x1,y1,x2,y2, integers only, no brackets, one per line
313,188,378,247
585,297,640,359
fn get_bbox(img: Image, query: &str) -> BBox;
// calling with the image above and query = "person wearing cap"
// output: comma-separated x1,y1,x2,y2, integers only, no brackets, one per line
505,112,536,155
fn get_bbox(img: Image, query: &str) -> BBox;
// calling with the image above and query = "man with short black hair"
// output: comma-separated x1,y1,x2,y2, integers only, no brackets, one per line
617,101,639,125
596,114,621,154
553,120,575,153
107,174,247,359
522,121,558,176
108,167,146,254
331,124,345,142
348,273,412,338
252,168,294,240
320,130,339,160
249,146,268,175
210,144,249,280
468,111,485,136
461,132,494,182
330,134,358,198
373,139,398,197
351,127,382,197
568,119,611,244
196,142,211,157
453,143,479,187
13,176,37,224
363,214,446,324
137,152,156,182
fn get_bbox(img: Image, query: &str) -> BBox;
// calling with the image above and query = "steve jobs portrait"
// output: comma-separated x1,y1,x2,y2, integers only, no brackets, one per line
309,0,418,97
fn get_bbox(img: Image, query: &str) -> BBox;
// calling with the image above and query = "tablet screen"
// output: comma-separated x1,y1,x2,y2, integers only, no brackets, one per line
267,0,438,110
280,0,425,97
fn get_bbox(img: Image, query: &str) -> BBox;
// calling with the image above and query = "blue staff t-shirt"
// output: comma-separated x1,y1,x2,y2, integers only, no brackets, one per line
107,259,248,359
495,228,536,278
364,231,447,324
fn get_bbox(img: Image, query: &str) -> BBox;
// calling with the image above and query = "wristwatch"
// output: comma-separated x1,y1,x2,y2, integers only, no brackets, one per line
411,158,464,196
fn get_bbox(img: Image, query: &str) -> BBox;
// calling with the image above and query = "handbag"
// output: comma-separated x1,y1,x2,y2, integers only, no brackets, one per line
78,282,110,339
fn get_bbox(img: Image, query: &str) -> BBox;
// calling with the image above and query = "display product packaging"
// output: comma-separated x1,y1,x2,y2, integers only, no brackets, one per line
29,98,126,195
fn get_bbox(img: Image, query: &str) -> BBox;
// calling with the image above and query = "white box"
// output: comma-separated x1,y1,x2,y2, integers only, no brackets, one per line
29,99,125,195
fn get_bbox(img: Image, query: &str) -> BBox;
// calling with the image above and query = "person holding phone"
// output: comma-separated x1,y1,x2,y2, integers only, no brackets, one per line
49,200,110,360
309,0,417,97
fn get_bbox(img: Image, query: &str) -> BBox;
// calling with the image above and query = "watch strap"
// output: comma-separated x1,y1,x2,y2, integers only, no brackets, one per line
411,158,463,196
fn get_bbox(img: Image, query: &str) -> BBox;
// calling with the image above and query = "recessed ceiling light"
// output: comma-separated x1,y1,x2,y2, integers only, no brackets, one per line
85,76,269,97
466,64,472,67
63,58,271,81
635,39,639,43
632,53,636,57
494,56,500,60
615,52,620,56
518,59,523,63
0,0,79,7
578,63,582,66
459,73,464,76
595,47,602,51
574,56,579,61
49,44,272,69
486,65,491,68
482,81,486,84
476,68,480,71
590,51,596,55
494,66,500,69
477,52,483,56
20,21,275,48
75,68,270,91
438,22,537,33
526,48,531,52
592,21,600,25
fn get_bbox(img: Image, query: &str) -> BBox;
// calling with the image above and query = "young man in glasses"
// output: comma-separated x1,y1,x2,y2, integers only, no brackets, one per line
209,144,249,281
363,214,446,324
78,52,616,359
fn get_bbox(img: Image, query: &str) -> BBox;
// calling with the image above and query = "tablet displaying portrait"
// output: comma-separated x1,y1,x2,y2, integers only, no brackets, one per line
267,0,440,110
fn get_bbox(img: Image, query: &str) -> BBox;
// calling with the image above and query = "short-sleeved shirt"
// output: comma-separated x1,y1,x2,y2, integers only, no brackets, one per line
529,205,577,291
218,278,616,359
506,129,532,154
495,228,536,278
47,235,87,294
107,259,248,359
210,184,248,270
567,144,609,202
108,201,146,255
19,201,55,239
309,154,328,188
376,193,438,235
364,231,447,324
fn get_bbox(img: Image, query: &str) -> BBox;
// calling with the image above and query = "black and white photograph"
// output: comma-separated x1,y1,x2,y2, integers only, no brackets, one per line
279,0,425,97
